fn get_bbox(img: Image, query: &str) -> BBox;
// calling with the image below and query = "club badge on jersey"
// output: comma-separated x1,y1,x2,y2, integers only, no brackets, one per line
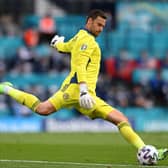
81,44,87,50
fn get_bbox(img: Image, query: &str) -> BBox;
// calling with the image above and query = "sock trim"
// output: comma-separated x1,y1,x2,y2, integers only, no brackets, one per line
117,121,130,130
31,100,40,111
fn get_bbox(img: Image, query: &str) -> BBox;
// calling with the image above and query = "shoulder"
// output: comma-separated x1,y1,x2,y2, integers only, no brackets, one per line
78,30,96,45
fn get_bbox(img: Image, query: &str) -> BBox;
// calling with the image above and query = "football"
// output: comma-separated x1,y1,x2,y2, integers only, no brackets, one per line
137,145,158,165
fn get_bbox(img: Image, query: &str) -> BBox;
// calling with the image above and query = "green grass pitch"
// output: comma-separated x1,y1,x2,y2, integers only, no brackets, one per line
0,132,168,168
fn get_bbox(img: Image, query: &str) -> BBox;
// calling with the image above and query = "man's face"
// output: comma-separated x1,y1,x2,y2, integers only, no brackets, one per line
88,16,106,37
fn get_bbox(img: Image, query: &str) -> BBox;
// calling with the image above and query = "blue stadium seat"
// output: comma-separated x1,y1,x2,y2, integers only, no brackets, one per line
132,68,156,84
57,23,79,40
3,73,40,87
37,72,67,88
161,68,168,82
35,44,51,57
22,15,40,29
3,72,68,89
150,31,168,59
0,46,6,59
50,108,77,120
127,29,149,58
56,16,85,40
117,21,130,32
96,32,106,52
107,31,126,55
4,36,23,58
0,105,11,117
124,107,166,120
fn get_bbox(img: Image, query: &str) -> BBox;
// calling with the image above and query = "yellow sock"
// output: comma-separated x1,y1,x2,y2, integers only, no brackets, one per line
118,121,145,150
7,87,40,112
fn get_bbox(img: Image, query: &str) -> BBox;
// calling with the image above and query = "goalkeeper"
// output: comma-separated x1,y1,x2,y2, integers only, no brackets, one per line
0,9,167,160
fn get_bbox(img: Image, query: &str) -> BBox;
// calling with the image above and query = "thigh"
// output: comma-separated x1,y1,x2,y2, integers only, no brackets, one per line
106,110,128,125
48,84,79,110
76,96,115,119
92,97,128,124
92,96,116,119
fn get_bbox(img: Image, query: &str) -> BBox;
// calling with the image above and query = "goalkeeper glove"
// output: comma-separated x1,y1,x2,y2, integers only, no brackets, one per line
79,83,95,109
50,35,65,47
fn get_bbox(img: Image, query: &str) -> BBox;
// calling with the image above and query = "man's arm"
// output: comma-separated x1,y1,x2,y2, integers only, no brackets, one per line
75,39,96,109
50,35,73,53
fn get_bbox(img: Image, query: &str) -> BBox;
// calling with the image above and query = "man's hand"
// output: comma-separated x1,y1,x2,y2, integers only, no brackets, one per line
79,83,95,109
50,35,65,47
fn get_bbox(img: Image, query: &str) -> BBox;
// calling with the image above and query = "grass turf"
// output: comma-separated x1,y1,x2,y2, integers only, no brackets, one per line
0,132,168,168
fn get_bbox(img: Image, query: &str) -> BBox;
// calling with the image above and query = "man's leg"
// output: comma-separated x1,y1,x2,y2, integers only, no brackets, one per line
106,109,168,160
0,82,56,115
106,109,145,150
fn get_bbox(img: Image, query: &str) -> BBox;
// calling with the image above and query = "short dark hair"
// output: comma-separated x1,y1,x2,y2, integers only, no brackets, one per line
86,9,107,22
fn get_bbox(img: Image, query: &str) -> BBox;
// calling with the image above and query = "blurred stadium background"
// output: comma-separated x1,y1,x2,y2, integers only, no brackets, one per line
0,0,168,133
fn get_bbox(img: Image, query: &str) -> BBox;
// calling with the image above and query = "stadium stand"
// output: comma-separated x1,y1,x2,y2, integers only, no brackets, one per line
0,1,168,120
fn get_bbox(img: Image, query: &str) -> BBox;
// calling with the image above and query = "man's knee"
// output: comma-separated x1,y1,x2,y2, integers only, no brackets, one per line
35,101,56,116
106,109,129,125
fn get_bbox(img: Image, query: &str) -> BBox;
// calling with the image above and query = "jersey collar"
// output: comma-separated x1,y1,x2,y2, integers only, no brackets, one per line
82,28,96,37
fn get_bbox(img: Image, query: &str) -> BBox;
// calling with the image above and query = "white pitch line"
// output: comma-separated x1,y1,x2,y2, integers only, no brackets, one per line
0,159,168,168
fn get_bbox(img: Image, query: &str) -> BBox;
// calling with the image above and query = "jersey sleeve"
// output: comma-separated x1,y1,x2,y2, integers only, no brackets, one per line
75,37,95,83
55,37,74,53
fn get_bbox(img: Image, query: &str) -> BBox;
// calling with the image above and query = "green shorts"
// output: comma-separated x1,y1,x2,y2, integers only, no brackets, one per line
48,84,115,119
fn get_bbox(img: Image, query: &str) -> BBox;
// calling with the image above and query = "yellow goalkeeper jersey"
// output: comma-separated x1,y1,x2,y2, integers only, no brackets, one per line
55,29,101,93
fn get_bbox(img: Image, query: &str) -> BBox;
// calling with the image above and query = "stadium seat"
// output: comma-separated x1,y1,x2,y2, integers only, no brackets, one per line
4,36,23,58
3,73,40,87
22,15,40,29
0,104,11,117
37,72,67,88
132,68,156,84
127,29,149,58
35,44,51,57
56,16,85,40
0,36,23,59
107,31,126,55
161,68,168,82
117,21,130,32
50,108,77,120
150,31,168,59
96,32,106,52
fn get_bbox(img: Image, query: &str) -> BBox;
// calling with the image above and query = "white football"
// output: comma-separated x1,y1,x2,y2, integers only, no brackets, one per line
137,145,158,165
